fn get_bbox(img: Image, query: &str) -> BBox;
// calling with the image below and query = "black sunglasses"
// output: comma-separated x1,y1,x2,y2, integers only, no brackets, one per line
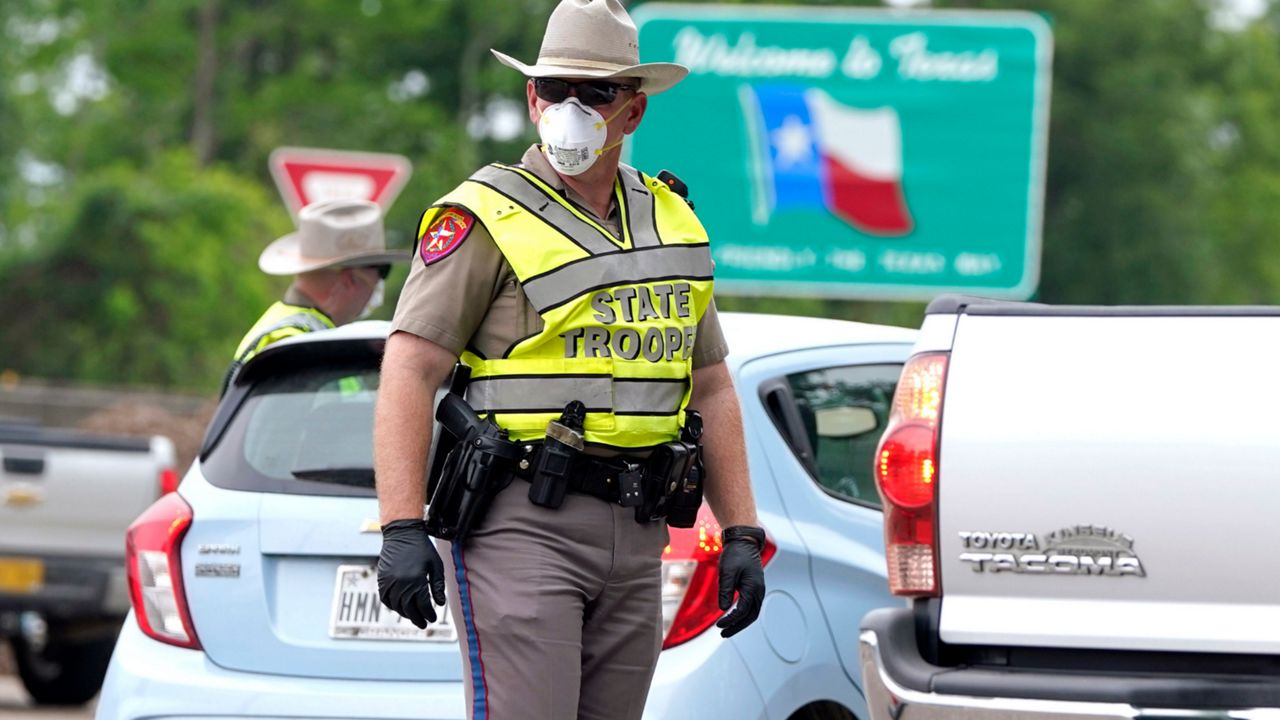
366,264,391,279
533,78,635,107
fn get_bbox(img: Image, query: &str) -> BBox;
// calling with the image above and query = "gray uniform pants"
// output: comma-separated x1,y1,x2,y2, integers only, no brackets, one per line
439,482,670,720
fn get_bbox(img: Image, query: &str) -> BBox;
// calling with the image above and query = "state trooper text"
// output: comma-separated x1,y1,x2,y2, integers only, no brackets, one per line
560,282,697,361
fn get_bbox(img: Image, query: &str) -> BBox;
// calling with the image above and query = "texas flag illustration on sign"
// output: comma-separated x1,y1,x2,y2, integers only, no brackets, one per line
743,85,914,236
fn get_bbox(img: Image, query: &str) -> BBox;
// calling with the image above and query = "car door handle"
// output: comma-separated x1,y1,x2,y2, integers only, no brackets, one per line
3,455,45,475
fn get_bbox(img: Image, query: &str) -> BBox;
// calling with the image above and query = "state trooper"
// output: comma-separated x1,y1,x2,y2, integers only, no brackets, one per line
373,2,766,718
223,199,407,392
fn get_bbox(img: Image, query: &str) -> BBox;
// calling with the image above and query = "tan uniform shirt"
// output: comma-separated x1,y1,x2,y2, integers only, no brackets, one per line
391,145,729,366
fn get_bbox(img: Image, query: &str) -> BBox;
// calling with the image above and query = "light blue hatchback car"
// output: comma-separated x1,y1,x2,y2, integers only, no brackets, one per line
97,312,913,720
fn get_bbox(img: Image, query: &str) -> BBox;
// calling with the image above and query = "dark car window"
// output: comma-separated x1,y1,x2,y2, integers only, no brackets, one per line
784,364,900,509
202,362,382,497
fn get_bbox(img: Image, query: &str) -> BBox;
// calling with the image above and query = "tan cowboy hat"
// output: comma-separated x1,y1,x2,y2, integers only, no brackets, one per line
258,199,409,276
491,0,688,96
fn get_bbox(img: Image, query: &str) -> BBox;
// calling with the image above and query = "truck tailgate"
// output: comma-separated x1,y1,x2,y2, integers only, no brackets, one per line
938,313,1280,654
1,435,171,556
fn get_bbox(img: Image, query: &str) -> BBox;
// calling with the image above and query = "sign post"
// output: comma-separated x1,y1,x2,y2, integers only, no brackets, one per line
269,147,413,219
630,5,1053,300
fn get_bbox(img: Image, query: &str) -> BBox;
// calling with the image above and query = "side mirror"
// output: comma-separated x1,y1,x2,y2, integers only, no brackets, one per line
814,406,879,439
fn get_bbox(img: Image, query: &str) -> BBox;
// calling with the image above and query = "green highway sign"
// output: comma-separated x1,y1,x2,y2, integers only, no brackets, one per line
629,4,1053,300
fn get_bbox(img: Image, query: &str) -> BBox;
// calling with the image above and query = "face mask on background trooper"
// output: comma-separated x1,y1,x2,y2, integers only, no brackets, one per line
358,278,384,320
537,96,632,176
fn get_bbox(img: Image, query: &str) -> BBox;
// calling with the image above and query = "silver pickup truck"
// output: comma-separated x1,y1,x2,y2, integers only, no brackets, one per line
1,422,175,705
860,296,1280,718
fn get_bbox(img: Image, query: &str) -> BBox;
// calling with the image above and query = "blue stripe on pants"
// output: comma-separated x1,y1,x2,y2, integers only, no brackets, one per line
453,543,488,719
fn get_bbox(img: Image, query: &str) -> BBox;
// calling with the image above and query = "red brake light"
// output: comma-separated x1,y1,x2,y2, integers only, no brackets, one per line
126,493,201,649
158,467,179,496
660,506,777,650
875,352,948,597
877,424,936,508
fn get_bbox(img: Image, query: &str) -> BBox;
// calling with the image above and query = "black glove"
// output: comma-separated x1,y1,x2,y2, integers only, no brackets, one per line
715,525,766,638
376,519,447,629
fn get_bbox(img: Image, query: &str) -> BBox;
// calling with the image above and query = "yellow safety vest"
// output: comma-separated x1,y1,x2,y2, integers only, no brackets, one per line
232,302,335,363
420,163,714,449
222,302,336,395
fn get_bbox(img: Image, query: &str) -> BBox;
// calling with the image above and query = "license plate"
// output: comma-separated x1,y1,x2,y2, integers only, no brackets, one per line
328,564,456,642
0,558,44,594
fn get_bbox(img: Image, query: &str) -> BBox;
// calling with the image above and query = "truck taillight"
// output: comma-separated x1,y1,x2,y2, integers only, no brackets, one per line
660,506,777,650
158,467,179,496
126,493,201,649
875,352,948,596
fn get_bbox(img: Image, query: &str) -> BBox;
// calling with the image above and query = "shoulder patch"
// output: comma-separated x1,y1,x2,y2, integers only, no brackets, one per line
419,207,475,266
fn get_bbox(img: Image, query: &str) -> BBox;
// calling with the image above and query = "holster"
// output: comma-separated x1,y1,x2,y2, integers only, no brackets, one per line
527,401,586,510
424,373,522,544
635,410,705,528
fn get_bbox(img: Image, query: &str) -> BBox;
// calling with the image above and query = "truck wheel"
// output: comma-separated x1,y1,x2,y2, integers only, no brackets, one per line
13,634,116,706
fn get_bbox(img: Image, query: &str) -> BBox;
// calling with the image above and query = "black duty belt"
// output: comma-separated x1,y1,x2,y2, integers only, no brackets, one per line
513,446,643,505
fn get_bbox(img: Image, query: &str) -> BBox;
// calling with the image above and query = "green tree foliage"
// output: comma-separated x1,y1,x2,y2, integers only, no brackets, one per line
2,0,560,241
1203,7,1280,302
984,0,1223,303
0,0,562,389
0,44,14,232
0,151,285,386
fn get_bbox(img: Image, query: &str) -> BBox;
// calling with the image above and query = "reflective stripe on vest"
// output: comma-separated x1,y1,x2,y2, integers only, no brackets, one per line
468,165,621,255
466,375,688,415
222,302,335,395
423,163,714,448
521,244,712,314
233,302,334,363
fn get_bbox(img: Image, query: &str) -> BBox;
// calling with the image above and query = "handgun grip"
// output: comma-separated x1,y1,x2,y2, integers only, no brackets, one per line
436,392,479,439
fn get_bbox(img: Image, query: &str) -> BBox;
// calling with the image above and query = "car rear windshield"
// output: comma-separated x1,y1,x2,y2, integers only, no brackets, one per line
201,361,382,497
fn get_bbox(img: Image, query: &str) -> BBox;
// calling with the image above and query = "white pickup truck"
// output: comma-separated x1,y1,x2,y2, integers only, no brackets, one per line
860,296,1280,718
1,422,175,706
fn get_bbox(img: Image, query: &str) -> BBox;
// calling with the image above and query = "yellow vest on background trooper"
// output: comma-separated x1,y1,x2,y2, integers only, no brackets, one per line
221,302,334,396
419,162,713,448
231,302,334,363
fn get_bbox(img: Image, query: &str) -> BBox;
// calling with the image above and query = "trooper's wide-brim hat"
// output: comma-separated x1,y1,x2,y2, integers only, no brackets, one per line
259,199,409,276
491,0,689,96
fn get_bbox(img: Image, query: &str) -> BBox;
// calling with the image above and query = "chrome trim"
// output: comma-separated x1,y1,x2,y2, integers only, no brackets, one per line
858,630,1278,720
194,563,241,578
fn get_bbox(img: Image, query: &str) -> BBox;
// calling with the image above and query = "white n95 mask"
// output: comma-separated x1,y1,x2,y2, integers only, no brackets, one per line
538,96,630,176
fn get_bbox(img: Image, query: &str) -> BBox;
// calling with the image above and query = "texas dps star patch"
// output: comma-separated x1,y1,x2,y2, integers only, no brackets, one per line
419,207,474,266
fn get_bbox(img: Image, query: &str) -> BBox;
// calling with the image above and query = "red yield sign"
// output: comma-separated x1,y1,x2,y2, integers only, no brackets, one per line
269,147,413,218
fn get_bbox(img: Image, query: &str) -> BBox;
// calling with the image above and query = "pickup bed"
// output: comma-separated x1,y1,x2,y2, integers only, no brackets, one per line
1,423,175,705
860,296,1280,718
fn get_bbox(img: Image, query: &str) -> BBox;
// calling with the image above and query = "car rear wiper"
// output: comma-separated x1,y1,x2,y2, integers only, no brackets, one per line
290,466,375,488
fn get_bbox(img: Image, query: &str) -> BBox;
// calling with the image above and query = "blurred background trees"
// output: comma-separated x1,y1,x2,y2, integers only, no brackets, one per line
0,0,1276,390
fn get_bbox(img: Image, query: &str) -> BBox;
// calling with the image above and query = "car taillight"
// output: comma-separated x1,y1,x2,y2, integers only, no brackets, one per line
126,493,201,649
158,467,179,496
875,352,948,597
660,506,777,650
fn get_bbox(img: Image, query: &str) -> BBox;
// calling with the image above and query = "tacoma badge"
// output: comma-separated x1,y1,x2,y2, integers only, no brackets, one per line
958,525,1146,577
